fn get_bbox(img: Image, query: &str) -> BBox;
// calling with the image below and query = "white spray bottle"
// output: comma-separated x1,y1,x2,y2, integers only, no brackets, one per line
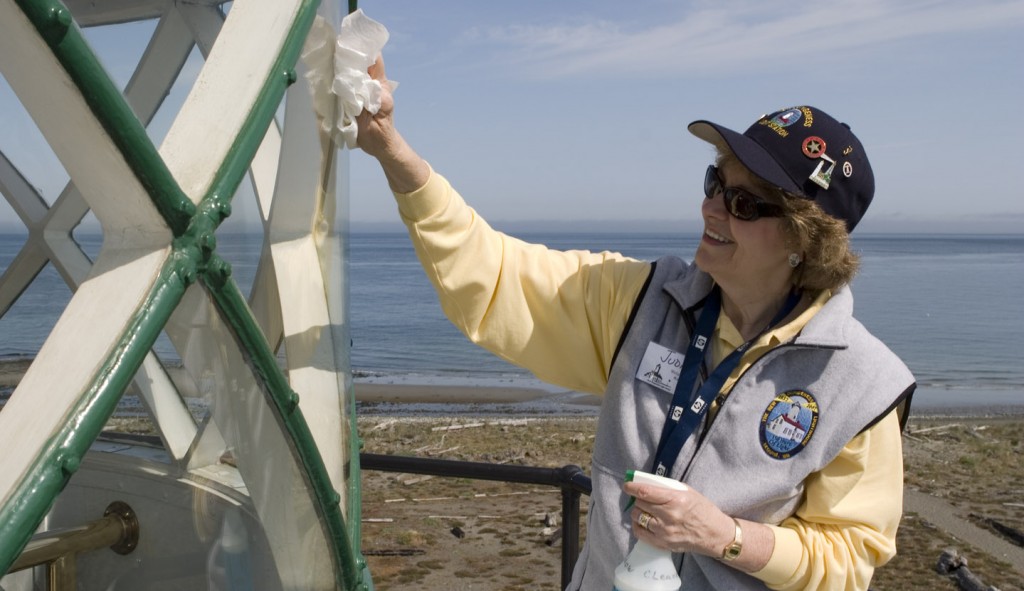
612,470,686,591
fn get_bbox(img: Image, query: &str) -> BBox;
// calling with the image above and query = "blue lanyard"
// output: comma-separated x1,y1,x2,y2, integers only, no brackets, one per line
650,286,801,477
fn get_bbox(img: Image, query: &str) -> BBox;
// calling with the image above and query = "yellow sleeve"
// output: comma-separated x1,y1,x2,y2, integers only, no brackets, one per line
393,166,652,395
753,411,903,590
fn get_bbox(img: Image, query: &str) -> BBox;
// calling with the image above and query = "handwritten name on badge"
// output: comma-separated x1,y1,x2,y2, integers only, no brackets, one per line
636,342,684,394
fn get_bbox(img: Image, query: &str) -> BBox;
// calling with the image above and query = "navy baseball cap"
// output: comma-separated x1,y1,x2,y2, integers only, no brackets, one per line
688,106,874,232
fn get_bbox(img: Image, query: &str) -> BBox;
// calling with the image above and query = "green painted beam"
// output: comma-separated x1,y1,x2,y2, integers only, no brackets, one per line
202,262,364,591
14,0,195,235
186,0,367,585
187,0,365,585
0,246,198,574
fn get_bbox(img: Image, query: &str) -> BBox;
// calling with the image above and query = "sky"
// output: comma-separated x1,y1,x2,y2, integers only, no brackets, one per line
2,0,1024,234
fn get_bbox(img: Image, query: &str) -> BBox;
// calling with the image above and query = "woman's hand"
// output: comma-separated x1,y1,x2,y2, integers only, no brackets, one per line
355,57,396,160
625,480,734,556
355,56,430,193
624,480,774,573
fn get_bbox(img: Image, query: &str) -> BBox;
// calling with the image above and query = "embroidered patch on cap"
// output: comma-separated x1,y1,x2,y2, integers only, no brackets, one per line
770,108,803,128
759,390,819,460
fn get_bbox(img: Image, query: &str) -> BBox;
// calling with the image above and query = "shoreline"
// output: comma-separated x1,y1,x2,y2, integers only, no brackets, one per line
3,356,1023,418
353,383,601,418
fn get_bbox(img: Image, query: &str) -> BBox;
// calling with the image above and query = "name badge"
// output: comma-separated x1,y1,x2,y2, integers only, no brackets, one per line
636,341,684,394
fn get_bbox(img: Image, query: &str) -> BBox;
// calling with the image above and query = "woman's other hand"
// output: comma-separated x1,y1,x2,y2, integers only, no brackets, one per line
355,57,396,160
624,480,773,573
356,56,429,193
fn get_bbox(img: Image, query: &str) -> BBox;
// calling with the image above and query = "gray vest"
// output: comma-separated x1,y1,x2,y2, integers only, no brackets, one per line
568,256,914,590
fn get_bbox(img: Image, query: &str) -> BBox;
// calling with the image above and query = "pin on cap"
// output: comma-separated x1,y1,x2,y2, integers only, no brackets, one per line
687,105,874,232
809,154,836,190
801,136,826,158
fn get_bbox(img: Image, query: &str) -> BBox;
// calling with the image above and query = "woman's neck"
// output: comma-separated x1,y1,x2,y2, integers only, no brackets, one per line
719,283,799,342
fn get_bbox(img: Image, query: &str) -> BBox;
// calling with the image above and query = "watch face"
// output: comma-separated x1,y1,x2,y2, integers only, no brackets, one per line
722,518,743,560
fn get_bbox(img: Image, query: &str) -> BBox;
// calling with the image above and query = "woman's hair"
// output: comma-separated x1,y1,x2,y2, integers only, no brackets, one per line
715,150,860,291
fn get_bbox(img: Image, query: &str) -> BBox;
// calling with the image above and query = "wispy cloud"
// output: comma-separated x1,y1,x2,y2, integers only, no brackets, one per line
462,0,1024,79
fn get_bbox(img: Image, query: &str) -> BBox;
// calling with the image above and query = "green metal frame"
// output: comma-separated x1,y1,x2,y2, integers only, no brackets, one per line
0,1,366,588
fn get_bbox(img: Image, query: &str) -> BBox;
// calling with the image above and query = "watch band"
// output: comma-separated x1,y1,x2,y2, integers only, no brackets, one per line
721,518,743,561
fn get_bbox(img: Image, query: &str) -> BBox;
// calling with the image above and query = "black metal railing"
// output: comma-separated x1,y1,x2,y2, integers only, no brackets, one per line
360,453,592,589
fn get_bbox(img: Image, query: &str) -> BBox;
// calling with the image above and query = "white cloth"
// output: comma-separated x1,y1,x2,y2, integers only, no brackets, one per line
301,9,395,148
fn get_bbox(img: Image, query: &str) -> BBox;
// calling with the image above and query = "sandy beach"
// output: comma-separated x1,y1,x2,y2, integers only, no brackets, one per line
3,358,1024,589
354,380,1024,590
353,407,1024,591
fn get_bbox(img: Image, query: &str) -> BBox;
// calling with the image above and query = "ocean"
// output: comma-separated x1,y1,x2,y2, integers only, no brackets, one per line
2,231,1023,413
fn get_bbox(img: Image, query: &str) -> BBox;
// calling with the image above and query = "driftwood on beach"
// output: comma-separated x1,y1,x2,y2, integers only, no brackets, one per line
970,513,1024,547
936,549,999,591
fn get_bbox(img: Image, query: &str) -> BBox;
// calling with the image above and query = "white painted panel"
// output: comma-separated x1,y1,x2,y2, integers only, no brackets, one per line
250,119,284,222
0,151,48,224
0,0,171,240
0,245,170,506
133,353,198,459
270,237,346,495
268,58,348,500
0,246,48,316
161,0,304,202
122,6,196,124
0,1,176,510
43,229,93,287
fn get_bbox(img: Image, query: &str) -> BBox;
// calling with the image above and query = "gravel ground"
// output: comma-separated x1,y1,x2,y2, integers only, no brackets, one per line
358,415,1024,591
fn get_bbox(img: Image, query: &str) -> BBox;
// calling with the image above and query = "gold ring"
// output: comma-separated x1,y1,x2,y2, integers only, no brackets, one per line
638,511,653,531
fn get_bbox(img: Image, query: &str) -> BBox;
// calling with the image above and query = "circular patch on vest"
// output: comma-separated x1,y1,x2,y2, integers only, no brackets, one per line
760,390,819,460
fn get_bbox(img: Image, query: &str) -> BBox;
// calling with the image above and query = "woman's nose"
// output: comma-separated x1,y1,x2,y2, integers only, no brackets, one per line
702,188,728,218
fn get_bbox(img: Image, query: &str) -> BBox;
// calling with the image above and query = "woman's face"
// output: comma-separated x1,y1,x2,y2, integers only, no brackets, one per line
694,161,791,294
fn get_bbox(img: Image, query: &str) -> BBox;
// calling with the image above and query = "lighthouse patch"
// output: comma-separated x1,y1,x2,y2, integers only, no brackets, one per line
760,390,818,460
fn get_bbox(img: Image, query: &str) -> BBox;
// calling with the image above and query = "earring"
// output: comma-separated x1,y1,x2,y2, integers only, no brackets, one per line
788,253,802,268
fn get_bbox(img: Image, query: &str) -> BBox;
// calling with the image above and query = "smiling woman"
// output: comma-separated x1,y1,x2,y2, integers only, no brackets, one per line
356,25,917,584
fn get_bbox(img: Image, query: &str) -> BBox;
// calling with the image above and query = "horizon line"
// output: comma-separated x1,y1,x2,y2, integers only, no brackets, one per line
1,219,1022,236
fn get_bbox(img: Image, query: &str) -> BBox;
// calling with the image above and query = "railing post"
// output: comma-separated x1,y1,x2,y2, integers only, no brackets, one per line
560,485,581,590
558,464,592,590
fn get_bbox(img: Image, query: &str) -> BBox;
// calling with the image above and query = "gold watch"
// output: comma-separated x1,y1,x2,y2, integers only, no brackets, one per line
721,518,743,561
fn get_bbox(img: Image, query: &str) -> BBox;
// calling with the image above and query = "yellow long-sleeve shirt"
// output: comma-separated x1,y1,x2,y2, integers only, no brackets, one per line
394,166,903,590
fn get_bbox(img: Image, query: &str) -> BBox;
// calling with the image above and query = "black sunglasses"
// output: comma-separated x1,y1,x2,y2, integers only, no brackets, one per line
704,165,785,221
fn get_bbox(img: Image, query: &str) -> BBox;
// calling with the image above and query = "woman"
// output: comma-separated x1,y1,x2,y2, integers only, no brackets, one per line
357,59,915,591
